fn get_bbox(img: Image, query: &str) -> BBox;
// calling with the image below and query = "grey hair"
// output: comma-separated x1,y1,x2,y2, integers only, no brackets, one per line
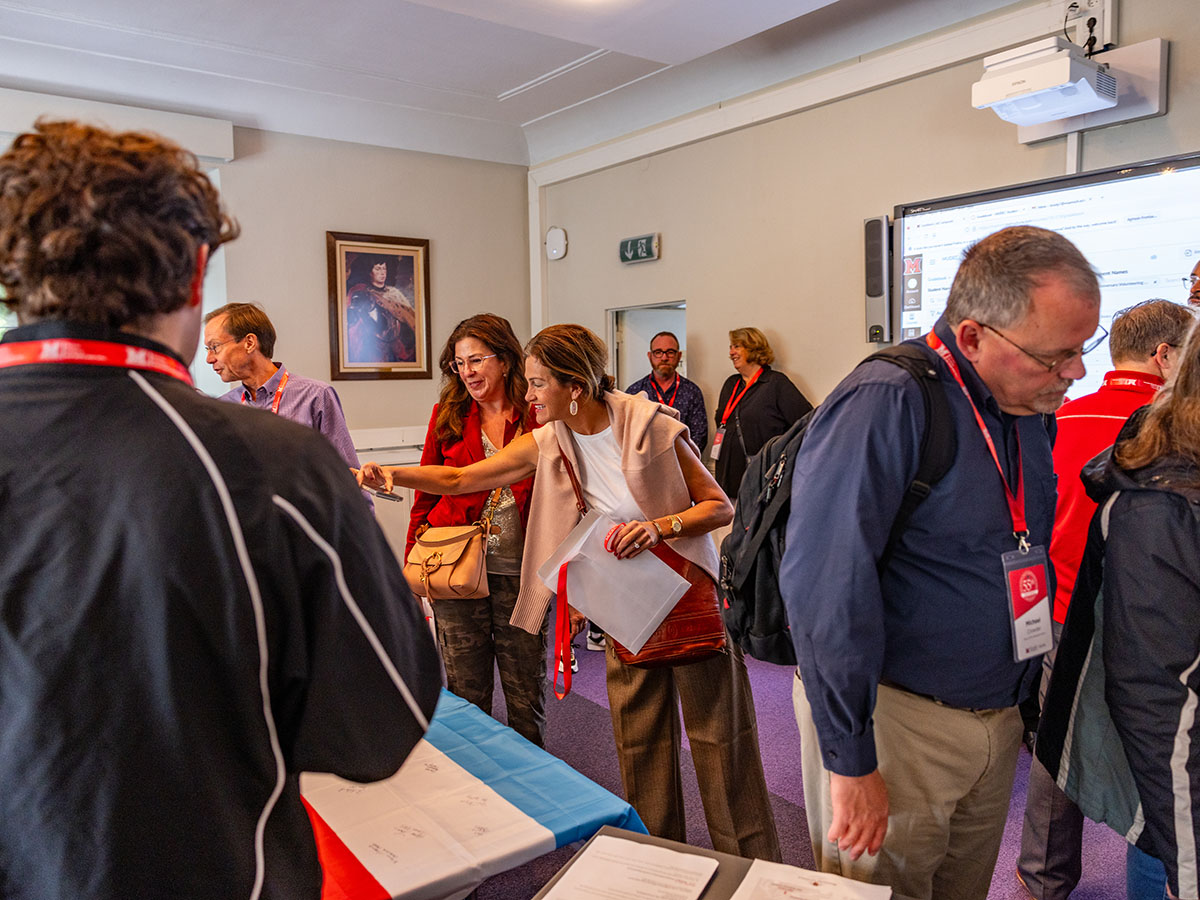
945,226,1099,329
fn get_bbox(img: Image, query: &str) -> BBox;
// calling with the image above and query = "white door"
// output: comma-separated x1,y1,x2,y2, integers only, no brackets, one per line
611,303,686,391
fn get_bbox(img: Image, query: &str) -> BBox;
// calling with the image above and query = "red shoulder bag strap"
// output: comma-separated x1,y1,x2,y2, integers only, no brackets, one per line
553,440,588,699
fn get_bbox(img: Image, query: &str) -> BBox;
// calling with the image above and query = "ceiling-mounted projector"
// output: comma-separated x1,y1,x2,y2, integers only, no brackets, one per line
972,36,1117,126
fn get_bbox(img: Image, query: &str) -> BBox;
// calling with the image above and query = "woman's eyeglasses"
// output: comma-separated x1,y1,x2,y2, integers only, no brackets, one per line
450,354,497,373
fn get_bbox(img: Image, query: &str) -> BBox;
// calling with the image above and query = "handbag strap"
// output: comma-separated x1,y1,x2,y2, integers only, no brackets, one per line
476,486,504,531
557,437,588,515
475,420,521,531
552,434,586,698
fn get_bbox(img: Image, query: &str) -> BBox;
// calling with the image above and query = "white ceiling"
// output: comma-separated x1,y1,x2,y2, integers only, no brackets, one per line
0,0,1017,165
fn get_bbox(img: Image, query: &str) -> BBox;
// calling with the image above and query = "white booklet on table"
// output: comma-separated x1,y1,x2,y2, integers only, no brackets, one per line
729,859,892,899
541,834,718,900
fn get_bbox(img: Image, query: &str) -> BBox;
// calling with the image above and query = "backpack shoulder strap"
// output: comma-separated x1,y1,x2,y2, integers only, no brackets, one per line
728,410,814,585
862,342,956,570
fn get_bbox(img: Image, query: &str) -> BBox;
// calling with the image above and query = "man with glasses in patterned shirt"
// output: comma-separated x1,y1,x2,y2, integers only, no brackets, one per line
626,330,709,452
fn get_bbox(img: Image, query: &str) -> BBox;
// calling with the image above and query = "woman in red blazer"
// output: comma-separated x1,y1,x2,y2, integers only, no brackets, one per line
406,314,546,746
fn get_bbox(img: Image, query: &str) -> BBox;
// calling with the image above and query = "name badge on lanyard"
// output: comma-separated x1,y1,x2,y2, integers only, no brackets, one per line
713,369,762,462
926,332,1052,661
711,425,726,460
1002,545,1054,660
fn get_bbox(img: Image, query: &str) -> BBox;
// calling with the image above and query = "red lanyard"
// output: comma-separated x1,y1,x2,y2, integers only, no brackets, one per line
242,369,289,414
0,337,193,385
1103,371,1163,392
720,367,763,426
553,563,573,700
926,332,1029,548
649,374,680,407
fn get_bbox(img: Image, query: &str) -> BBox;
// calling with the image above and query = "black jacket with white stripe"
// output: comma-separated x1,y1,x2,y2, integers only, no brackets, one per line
1037,436,1200,900
0,322,441,899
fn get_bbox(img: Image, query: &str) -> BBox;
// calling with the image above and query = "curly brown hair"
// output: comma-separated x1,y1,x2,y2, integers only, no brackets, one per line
434,314,530,442
0,119,239,328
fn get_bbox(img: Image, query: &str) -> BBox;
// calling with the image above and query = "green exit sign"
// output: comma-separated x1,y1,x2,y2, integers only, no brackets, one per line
619,233,660,264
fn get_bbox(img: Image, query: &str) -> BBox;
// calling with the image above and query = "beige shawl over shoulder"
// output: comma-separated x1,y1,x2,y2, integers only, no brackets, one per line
509,389,719,633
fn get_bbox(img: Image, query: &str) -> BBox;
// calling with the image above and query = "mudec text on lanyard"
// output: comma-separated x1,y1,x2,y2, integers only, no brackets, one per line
0,337,193,385
243,369,290,415
649,373,680,408
926,331,1054,661
720,366,763,426
925,332,1030,551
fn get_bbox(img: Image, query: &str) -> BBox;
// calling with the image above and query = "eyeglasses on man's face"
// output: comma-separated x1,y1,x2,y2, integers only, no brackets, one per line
980,322,1108,374
1183,274,1200,287
650,348,679,359
204,338,234,356
450,354,497,373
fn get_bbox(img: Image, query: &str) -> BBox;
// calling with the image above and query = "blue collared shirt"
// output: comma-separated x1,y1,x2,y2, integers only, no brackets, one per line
781,316,1053,776
625,373,709,452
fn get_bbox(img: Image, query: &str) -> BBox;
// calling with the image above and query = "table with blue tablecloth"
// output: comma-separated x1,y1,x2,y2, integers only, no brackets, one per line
302,689,646,900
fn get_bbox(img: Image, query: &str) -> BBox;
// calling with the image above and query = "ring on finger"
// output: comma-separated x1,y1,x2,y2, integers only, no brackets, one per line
633,541,641,549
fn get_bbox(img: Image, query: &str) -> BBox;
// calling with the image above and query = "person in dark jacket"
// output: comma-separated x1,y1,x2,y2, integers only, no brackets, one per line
713,326,812,497
1038,317,1200,900
407,314,548,746
0,120,440,900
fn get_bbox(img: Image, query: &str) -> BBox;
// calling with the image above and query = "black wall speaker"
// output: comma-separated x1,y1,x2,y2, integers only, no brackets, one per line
864,216,891,343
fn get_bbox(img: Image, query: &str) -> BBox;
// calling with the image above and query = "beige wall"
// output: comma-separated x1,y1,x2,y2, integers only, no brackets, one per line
541,0,1200,415
215,128,530,430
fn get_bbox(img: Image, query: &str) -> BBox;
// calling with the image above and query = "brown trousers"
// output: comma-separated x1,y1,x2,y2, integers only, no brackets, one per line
605,640,781,861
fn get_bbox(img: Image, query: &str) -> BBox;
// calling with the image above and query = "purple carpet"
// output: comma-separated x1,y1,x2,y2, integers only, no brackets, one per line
473,644,1128,899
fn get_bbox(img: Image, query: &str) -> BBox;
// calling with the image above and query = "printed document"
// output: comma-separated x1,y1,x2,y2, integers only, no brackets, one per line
542,834,718,900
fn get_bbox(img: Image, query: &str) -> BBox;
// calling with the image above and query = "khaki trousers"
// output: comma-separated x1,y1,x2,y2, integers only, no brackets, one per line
606,641,781,861
794,672,1022,900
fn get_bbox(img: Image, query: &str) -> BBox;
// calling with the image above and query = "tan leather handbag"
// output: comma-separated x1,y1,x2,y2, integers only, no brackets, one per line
403,489,502,599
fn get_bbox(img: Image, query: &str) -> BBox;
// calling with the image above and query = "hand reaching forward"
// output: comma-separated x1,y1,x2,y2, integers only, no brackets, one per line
828,769,889,860
355,461,392,492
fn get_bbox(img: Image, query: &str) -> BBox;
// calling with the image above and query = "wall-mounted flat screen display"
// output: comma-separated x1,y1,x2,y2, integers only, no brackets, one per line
893,152,1200,398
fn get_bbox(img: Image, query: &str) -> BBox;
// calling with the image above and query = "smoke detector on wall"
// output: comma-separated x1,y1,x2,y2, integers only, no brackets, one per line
545,226,567,260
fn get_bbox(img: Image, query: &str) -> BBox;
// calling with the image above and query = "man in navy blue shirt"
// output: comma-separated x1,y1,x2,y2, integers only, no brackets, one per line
626,330,709,452
782,226,1102,900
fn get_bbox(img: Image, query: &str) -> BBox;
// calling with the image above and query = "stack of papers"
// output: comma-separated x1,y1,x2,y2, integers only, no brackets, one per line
731,859,892,899
542,837,892,900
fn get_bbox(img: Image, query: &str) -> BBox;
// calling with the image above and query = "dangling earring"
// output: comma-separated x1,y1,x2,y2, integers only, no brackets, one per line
569,399,578,416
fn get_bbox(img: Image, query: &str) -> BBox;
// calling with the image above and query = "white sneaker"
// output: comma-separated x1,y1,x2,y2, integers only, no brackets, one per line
557,649,578,673
586,633,606,651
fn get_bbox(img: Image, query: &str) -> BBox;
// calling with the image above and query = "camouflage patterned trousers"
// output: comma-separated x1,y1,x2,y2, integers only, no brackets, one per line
431,573,549,747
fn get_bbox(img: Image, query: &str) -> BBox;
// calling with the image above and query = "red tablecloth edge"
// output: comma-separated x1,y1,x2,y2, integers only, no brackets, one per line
302,796,391,900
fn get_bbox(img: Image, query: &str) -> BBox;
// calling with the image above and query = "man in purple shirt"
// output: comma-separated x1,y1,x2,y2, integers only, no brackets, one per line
203,303,366,499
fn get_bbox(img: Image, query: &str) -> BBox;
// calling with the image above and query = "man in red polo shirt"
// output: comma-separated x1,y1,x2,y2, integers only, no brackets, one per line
1018,298,1196,899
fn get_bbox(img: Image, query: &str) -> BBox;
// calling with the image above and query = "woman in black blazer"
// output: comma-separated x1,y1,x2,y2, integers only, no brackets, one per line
713,326,812,499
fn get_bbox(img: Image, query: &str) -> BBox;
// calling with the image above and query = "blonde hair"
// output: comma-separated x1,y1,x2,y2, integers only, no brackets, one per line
729,327,774,366
525,324,615,400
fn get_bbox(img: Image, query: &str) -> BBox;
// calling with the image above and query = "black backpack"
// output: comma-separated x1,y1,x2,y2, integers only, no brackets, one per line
717,342,957,665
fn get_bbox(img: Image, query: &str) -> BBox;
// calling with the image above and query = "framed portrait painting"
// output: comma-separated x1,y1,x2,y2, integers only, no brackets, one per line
326,231,432,380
